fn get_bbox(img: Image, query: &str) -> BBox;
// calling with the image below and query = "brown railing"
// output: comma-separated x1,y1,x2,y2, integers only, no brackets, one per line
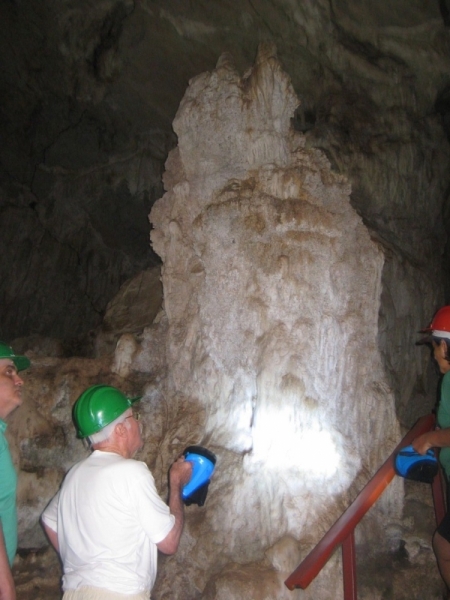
285,414,446,598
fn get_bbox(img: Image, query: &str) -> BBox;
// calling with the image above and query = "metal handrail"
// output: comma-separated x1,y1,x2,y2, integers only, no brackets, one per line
285,413,446,597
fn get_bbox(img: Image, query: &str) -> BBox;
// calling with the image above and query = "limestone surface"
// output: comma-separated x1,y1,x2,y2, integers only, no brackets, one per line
150,44,403,599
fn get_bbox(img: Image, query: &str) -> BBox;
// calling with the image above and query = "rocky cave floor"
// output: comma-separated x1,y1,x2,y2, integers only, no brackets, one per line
12,480,447,600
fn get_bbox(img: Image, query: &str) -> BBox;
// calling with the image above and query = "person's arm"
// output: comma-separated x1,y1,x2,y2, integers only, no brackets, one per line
41,490,60,553
0,524,15,600
42,522,59,553
412,428,450,454
156,457,192,555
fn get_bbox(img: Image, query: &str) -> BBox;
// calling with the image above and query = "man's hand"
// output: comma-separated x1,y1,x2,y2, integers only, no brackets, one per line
412,428,450,454
412,432,434,455
169,456,193,490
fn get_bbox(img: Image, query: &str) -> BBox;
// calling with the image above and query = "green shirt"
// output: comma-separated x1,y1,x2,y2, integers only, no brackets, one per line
437,372,450,479
0,419,17,566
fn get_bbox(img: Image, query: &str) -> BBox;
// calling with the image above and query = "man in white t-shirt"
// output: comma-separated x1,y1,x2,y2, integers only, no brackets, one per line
41,384,192,600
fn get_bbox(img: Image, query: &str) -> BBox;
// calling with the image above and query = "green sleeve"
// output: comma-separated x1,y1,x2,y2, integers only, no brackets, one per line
438,372,450,429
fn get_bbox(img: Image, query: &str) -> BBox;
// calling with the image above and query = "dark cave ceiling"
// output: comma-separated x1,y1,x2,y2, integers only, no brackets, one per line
2,0,448,173
1,0,450,344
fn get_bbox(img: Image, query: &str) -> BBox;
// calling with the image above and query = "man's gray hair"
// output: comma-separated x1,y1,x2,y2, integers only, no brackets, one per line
88,410,131,445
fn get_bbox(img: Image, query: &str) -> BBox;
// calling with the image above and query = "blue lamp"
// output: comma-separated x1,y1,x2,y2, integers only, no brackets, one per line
182,446,217,506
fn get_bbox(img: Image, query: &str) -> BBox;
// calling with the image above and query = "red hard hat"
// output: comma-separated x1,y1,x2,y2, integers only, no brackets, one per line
421,306,450,336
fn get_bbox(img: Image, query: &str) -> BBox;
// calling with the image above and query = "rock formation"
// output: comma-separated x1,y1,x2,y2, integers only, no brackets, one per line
149,43,402,599
2,2,450,598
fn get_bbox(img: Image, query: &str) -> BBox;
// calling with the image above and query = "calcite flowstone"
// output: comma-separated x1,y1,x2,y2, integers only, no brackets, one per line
150,43,402,599
103,267,163,336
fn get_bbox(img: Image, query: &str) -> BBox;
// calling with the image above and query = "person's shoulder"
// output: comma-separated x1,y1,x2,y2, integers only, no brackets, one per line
126,458,150,473
110,455,151,477
111,459,155,492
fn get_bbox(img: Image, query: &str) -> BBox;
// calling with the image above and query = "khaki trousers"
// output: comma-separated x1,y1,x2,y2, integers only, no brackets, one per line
63,587,150,600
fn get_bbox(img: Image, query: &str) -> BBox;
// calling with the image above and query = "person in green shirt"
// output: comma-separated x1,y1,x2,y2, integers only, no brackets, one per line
413,306,450,593
0,342,30,600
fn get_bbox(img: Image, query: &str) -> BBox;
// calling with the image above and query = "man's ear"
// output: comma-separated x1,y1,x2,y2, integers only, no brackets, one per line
115,422,128,438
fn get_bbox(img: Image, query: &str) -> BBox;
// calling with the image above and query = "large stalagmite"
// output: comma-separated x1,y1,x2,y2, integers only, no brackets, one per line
150,44,402,599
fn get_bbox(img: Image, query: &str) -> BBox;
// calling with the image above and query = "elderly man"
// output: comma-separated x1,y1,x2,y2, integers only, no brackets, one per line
42,384,192,600
0,342,30,600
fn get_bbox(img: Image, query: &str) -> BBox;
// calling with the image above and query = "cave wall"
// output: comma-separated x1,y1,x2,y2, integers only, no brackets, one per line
2,1,450,598
2,0,450,357
0,129,167,342
2,0,450,420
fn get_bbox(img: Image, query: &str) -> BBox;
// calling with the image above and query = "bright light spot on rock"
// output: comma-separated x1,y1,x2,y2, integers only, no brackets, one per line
251,407,341,478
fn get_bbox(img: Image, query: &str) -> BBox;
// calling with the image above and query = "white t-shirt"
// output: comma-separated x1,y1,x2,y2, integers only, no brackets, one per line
42,450,175,594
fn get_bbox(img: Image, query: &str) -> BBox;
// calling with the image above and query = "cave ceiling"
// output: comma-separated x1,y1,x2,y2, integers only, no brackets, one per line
1,0,450,344
2,0,447,141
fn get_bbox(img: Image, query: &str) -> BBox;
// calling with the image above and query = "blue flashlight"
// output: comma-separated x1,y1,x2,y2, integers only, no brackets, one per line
182,446,217,506
395,444,438,483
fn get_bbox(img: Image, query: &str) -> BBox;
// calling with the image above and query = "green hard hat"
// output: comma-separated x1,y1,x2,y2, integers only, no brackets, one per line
73,384,141,438
0,341,30,371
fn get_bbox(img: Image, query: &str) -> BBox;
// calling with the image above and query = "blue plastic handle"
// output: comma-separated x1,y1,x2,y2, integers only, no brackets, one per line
182,452,215,500
395,444,438,481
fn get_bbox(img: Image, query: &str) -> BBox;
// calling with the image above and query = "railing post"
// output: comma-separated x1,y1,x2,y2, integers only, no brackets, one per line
342,531,357,600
